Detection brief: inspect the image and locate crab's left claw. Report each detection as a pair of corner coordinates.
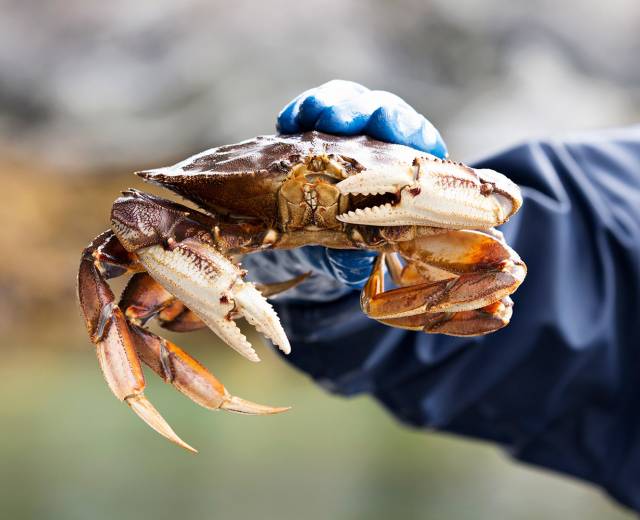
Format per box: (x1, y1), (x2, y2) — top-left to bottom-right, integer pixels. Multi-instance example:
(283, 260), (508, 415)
(336, 157), (522, 229)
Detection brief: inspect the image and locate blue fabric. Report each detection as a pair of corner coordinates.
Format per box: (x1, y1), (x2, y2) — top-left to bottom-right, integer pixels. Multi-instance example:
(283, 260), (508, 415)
(244, 246), (373, 300)
(272, 126), (640, 512)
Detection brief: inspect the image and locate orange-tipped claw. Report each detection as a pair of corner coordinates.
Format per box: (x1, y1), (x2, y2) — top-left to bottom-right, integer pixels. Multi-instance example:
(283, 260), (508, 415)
(127, 394), (197, 453)
(79, 248), (197, 453)
(380, 298), (514, 336)
(130, 325), (290, 416)
(220, 395), (291, 415)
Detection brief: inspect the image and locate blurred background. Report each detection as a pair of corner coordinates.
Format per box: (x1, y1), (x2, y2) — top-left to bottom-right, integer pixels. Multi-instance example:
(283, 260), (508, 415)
(1, 1), (639, 518)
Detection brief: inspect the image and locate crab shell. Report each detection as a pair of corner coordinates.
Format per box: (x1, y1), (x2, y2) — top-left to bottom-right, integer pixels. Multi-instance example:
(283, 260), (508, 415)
(137, 131), (521, 234)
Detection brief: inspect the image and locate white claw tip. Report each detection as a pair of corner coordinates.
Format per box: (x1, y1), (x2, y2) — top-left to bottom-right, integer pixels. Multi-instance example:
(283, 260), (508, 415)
(221, 395), (291, 415)
(233, 283), (291, 356)
(246, 350), (261, 363)
(127, 394), (198, 453)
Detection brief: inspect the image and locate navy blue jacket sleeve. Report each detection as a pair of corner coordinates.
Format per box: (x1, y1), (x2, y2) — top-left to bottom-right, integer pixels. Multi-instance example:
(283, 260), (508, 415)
(273, 126), (640, 511)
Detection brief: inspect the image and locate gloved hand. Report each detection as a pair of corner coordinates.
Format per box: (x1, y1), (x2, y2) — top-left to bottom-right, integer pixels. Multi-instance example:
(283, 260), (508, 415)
(243, 80), (447, 301)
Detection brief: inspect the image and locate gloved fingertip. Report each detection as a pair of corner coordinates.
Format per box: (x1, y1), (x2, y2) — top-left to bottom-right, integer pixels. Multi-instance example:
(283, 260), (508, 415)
(411, 120), (448, 159)
(279, 80), (370, 134)
(315, 105), (370, 135)
(366, 105), (448, 158)
(277, 101), (302, 133)
(365, 106), (408, 145)
(296, 95), (329, 130)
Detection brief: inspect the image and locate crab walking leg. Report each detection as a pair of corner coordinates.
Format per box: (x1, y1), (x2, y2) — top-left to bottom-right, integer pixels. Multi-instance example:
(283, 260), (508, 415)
(117, 273), (291, 414)
(379, 298), (514, 336)
(78, 234), (196, 452)
(254, 272), (312, 298)
(119, 272), (207, 333)
(129, 326), (290, 414)
(122, 269), (307, 335)
(361, 231), (526, 320)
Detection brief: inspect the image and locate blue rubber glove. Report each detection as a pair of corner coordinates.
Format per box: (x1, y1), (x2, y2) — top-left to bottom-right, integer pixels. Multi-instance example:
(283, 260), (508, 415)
(244, 80), (447, 300)
(277, 80), (448, 157)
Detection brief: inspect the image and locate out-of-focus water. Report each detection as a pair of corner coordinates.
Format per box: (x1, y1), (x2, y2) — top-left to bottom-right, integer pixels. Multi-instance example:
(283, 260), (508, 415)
(1, 331), (634, 520)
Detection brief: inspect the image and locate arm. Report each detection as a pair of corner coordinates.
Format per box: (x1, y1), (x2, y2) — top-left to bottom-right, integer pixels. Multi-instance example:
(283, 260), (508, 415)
(275, 123), (640, 510)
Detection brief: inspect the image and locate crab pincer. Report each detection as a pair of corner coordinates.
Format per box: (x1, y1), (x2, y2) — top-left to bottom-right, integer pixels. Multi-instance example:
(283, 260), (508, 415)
(336, 157), (522, 229)
(110, 190), (290, 362)
(333, 151), (525, 335)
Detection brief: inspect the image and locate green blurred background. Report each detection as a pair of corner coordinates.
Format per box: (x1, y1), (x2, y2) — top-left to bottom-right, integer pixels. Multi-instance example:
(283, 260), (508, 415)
(1, 1), (639, 518)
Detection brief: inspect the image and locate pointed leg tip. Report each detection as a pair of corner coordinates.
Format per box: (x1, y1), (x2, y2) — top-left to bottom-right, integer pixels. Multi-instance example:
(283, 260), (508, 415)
(246, 351), (261, 363)
(277, 340), (291, 355)
(126, 394), (198, 453)
(221, 395), (292, 415)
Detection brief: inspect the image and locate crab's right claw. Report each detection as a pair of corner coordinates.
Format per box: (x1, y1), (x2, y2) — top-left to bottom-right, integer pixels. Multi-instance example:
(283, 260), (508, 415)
(336, 158), (522, 229)
(135, 239), (291, 362)
(111, 191), (291, 363)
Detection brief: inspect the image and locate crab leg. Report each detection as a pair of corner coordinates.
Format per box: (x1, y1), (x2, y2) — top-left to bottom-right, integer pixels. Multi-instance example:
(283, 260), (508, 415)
(119, 271), (207, 333)
(78, 233), (196, 452)
(122, 268), (308, 335)
(379, 298), (514, 336)
(129, 326), (290, 414)
(116, 273), (290, 414)
(362, 230), (525, 319)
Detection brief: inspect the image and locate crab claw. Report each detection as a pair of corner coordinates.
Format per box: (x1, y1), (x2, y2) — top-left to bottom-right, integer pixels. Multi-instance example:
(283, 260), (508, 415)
(135, 238), (290, 362)
(336, 158), (522, 229)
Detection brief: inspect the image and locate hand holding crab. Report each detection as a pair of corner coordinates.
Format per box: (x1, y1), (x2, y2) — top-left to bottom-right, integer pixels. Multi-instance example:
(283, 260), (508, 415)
(78, 81), (526, 452)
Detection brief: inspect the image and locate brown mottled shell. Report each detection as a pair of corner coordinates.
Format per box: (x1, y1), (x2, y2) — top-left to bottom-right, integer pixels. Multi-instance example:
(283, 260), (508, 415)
(137, 131), (430, 221)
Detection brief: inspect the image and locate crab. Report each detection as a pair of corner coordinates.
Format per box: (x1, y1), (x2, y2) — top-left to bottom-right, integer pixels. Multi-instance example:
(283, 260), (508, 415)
(78, 131), (526, 452)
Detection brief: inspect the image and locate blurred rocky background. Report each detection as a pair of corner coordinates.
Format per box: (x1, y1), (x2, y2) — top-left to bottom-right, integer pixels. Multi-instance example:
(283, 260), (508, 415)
(1, 1), (638, 519)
